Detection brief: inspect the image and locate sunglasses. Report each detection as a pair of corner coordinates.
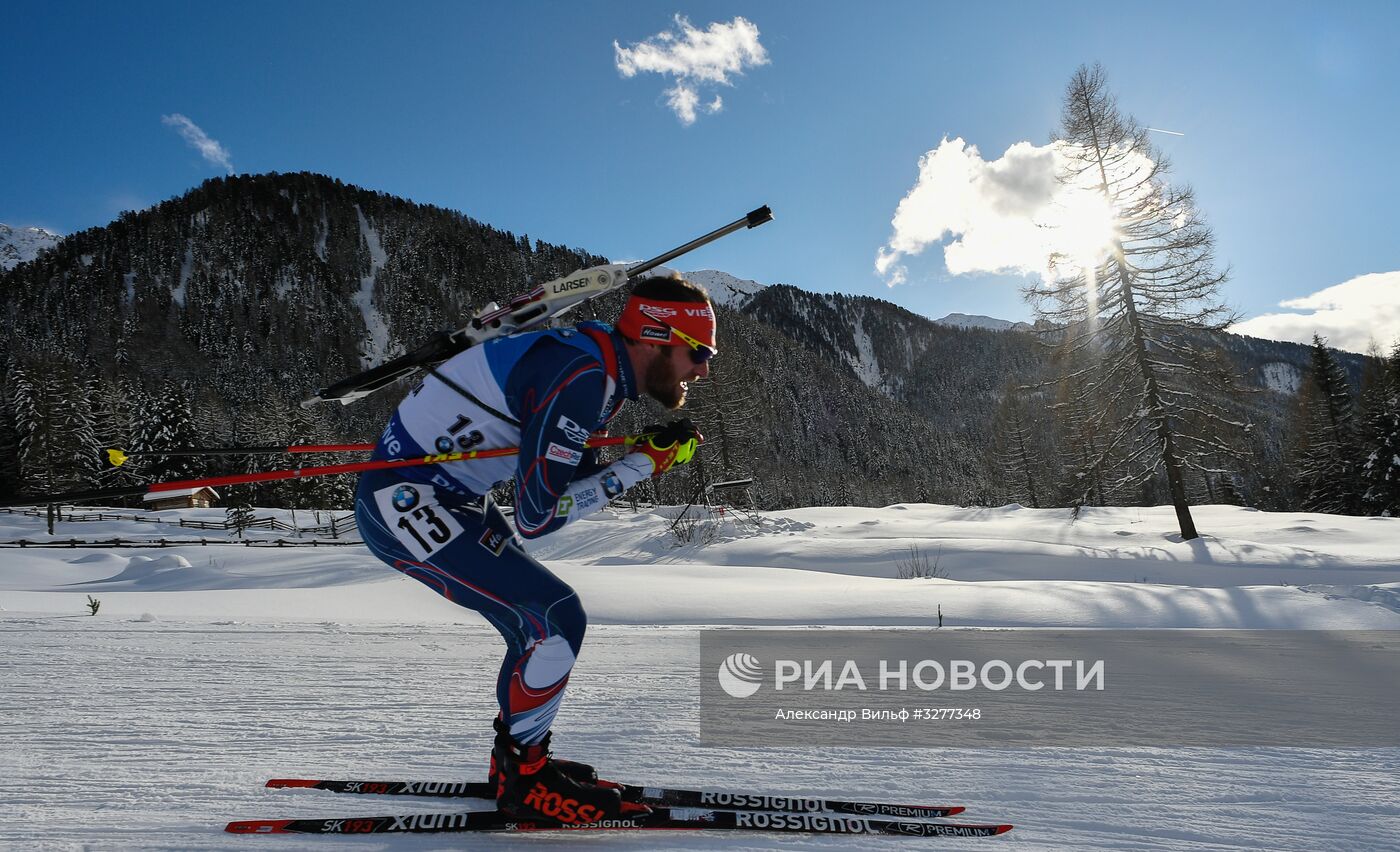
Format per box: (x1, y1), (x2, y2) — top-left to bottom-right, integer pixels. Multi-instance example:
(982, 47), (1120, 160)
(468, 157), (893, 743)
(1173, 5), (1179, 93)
(650, 318), (717, 364)
(668, 324), (717, 365)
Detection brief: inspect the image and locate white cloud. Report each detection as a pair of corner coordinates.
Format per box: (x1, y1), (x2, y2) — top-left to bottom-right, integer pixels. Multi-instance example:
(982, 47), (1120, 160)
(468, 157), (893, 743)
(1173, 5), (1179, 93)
(161, 114), (234, 173)
(875, 136), (1153, 287)
(614, 16), (768, 125)
(1229, 271), (1400, 354)
(665, 83), (701, 125)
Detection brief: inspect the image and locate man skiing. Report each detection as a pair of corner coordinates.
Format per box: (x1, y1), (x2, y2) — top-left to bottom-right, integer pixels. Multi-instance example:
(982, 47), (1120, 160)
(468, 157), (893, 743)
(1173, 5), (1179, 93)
(354, 275), (712, 824)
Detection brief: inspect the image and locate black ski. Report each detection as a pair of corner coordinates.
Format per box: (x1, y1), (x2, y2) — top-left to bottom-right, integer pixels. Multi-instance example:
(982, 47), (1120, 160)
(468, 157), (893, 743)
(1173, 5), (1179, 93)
(227, 807), (1013, 838)
(265, 777), (964, 819)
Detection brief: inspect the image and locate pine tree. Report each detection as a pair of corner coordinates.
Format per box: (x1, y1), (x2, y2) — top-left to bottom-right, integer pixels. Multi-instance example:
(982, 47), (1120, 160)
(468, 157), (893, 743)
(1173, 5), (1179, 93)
(132, 379), (205, 484)
(0, 357), (28, 500)
(683, 339), (758, 479)
(62, 374), (104, 491)
(236, 395), (292, 507)
(225, 500), (256, 538)
(90, 376), (125, 480)
(1041, 344), (1108, 507)
(1294, 336), (1361, 514)
(9, 361), (63, 494)
(1358, 341), (1400, 515)
(101, 377), (149, 498)
(287, 402), (355, 509)
(990, 382), (1044, 507)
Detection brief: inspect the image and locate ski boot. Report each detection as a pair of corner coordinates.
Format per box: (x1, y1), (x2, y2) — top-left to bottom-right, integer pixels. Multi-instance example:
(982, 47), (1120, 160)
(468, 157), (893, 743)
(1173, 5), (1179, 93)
(488, 717), (602, 791)
(491, 722), (649, 824)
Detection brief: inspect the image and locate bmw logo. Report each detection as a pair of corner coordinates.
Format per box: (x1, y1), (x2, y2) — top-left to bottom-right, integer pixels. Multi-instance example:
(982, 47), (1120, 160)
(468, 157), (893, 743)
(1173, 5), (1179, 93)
(435, 436), (454, 453)
(392, 485), (420, 512)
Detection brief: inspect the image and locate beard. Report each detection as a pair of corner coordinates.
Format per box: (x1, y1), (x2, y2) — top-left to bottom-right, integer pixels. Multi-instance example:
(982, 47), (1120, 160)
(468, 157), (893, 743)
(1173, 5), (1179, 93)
(643, 351), (688, 410)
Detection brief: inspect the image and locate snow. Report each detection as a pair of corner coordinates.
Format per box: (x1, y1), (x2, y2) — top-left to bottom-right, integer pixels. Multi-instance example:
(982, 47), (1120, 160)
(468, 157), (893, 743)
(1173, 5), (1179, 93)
(3, 502), (1399, 849)
(353, 205), (393, 365)
(272, 269), (296, 300)
(172, 241), (194, 307)
(314, 211), (329, 261)
(0, 223), (62, 270)
(1259, 361), (1303, 394)
(935, 312), (1034, 333)
(845, 314), (884, 390)
(142, 487), (219, 500)
(679, 268), (767, 309)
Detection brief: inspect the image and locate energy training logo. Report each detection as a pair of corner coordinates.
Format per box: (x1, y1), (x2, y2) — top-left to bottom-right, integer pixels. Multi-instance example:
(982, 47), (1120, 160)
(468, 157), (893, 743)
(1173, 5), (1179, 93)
(717, 652), (763, 698)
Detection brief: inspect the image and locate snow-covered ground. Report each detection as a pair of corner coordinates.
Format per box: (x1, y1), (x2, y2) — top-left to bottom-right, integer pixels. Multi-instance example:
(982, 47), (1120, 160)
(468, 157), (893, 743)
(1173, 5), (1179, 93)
(3, 503), (1399, 850)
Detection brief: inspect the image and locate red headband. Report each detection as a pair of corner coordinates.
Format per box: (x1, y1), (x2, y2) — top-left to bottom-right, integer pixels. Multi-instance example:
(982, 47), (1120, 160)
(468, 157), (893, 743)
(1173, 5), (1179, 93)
(617, 297), (717, 350)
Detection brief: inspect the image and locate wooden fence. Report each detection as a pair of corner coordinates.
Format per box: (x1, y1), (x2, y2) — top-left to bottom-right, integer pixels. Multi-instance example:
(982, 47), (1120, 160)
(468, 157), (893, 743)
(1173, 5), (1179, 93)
(0, 538), (362, 548)
(0, 506), (359, 547)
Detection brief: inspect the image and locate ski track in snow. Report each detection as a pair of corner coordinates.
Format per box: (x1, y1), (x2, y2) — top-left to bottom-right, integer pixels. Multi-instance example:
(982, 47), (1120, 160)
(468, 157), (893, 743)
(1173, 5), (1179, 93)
(4, 503), (1400, 849)
(3, 622), (1399, 851)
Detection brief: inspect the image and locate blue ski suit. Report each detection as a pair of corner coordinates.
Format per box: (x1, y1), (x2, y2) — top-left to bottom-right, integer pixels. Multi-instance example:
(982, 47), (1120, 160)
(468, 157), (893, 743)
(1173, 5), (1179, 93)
(354, 322), (653, 745)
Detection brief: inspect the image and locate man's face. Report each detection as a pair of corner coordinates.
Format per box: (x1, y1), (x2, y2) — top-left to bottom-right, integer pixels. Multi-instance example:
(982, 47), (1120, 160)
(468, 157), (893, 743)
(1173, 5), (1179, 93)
(642, 343), (710, 410)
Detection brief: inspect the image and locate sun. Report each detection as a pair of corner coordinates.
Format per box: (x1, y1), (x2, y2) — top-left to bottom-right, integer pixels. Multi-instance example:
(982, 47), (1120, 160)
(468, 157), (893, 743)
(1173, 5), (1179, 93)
(1054, 190), (1119, 276)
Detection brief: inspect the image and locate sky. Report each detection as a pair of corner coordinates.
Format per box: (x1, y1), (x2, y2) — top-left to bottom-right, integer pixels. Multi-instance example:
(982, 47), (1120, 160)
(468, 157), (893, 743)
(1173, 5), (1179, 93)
(4, 1), (1399, 353)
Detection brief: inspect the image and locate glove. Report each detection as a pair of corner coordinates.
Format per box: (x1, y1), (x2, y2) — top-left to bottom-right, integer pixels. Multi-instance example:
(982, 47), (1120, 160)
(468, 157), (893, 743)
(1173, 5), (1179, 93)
(627, 419), (702, 477)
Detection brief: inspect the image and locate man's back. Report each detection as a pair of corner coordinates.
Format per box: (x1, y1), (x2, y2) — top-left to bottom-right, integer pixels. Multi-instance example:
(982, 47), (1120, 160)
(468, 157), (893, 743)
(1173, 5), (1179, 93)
(373, 323), (633, 534)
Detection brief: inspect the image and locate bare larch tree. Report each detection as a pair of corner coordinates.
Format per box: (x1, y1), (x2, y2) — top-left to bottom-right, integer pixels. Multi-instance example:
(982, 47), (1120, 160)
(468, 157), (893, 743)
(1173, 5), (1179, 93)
(1027, 64), (1247, 540)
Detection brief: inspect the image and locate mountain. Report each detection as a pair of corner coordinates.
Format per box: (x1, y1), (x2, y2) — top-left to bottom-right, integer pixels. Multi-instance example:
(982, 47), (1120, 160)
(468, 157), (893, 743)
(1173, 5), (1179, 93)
(0, 173), (986, 509)
(0, 224), (63, 271)
(680, 269), (767, 309)
(935, 312), (1035, 333)
(0, 172), (1371, 512)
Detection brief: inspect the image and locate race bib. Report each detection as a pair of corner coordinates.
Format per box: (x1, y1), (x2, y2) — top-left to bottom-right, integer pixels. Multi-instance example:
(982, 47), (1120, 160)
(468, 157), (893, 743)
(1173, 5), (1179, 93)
(373, 483), (465, 559)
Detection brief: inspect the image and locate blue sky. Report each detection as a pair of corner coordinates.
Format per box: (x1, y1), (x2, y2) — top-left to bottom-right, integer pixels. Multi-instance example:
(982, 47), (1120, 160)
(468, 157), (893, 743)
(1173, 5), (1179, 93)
(5, 1), (1399, 350)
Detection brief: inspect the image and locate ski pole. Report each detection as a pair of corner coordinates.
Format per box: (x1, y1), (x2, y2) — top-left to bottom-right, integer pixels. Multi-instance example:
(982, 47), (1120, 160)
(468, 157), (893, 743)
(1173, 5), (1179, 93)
(4, 436), (635, 508)
(105, 444), (375, 467)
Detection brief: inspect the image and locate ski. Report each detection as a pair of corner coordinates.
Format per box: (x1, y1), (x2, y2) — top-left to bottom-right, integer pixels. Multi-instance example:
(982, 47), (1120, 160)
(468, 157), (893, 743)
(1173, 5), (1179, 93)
(227, 807), (1012, 838)
(265, 777), (964, 819)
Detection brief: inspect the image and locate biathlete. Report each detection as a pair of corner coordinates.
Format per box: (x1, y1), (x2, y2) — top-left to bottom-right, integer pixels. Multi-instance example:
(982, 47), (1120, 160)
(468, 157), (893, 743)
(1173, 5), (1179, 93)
(354, 275), (713, 823)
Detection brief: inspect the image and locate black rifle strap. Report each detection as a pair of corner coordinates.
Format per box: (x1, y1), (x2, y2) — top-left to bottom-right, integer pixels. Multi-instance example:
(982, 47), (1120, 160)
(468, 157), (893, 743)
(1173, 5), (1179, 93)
(427, 367), (522, 428)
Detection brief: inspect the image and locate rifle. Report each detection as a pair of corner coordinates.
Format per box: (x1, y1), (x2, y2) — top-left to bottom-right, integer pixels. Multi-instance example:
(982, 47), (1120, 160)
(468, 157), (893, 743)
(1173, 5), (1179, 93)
(302, 205), (773, 407)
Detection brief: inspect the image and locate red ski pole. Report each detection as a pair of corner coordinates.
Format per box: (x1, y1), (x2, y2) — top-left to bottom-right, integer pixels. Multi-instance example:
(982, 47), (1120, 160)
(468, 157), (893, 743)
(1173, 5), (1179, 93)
(5, 436), (635, 508)
(105, 444), (375, 467)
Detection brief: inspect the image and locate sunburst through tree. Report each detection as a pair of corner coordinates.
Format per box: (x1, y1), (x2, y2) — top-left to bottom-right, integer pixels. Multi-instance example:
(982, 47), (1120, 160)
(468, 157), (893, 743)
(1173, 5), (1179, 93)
(1026, 63), (1249, 540)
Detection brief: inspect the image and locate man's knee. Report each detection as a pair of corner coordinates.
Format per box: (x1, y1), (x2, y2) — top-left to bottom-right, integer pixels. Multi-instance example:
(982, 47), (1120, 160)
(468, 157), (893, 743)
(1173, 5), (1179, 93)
(546, 588), (587, 650)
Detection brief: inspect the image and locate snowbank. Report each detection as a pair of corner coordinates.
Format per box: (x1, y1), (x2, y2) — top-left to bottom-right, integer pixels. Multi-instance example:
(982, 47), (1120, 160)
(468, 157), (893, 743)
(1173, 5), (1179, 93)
(3, 503), (1398, 629)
